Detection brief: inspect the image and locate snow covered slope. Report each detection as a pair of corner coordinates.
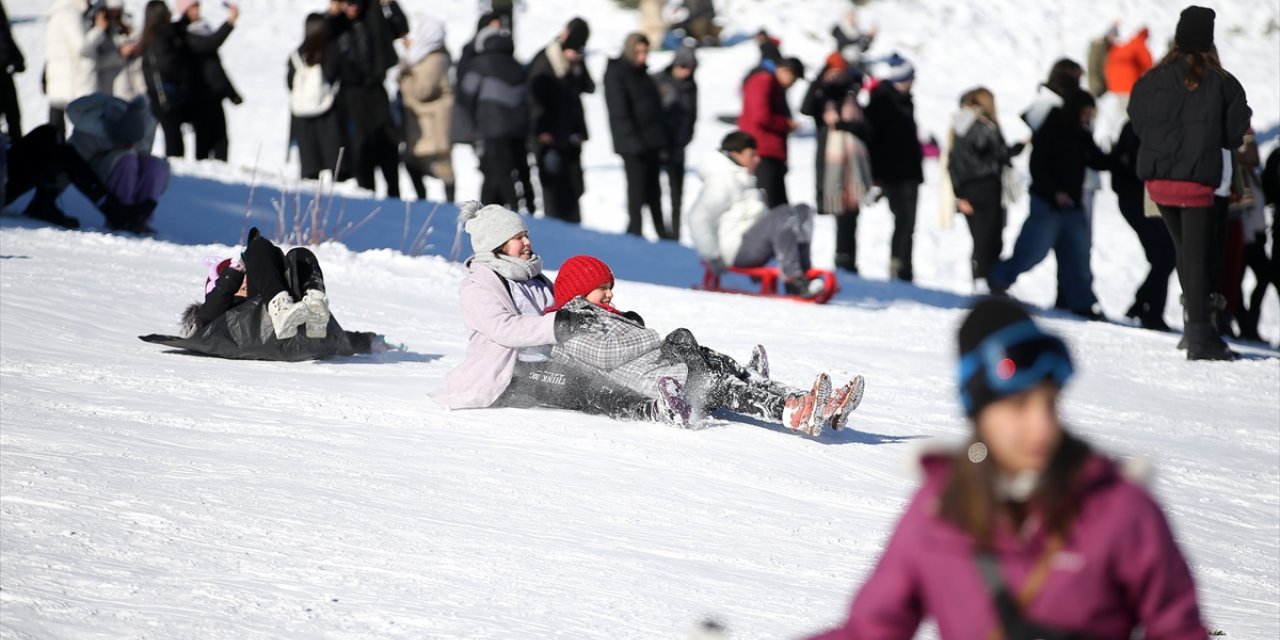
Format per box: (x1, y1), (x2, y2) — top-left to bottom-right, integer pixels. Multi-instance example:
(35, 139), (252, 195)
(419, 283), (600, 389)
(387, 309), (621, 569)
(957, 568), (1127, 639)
(3, 0), (1280, 638)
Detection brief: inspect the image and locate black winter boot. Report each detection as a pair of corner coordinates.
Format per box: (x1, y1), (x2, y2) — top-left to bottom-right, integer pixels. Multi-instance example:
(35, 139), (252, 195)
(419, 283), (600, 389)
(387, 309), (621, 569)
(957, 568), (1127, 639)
(21, 186), (80, 229)
(1185, 322), (1236, 361)
(100, 196), (156, 233)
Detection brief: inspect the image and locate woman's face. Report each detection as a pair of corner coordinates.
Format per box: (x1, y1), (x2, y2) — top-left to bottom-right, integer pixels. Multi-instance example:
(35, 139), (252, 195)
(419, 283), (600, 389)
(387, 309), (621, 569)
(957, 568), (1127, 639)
(585, 283), (613, 306)
(498, 231), (532, 260)
(976, 382), (1063, 474)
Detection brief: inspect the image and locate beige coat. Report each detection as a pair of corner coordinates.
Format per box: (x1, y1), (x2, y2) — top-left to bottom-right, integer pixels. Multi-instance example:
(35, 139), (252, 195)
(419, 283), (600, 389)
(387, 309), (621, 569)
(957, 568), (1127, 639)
(399, 49), (453, 158)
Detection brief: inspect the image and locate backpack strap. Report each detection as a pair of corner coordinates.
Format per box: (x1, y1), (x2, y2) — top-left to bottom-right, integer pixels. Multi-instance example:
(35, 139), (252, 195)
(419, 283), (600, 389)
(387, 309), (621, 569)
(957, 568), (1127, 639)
(976, 535), (1065, 640)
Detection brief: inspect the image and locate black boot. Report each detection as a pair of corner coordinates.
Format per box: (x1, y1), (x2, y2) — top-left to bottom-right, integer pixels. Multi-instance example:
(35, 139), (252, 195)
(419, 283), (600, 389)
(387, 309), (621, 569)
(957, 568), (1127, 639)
(1185, 322), (1235, 361)
(100, 195), (156, 233)
(1126, 301), (1171, 332)
(22, 186), (80, 229)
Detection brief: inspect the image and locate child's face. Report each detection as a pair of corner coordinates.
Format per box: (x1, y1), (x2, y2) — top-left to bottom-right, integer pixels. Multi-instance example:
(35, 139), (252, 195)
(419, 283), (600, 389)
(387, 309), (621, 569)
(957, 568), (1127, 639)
(235, 276), (248, 297)
(585, 283), (613, 307)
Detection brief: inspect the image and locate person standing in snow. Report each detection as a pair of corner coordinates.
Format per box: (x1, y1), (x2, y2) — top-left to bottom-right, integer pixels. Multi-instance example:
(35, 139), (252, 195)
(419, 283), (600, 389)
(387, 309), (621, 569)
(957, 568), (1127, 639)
(947, 88), (1024, 290)
(865, 53), (923, 282)
(437, 202), (691, 425)
(398, 16), (455, 202)
(1086, 23), (1117, 98)
(989, 89), (1109, 319)
(689, 130), (825, 299)
(830, 5), (876, 76)
(527, 17), (593, 222)
(45, 0), (98, 141)
(808, 297), (1209, 639)
(140, 0), (188, 157)
(288, 12), (344, 181)
(546, 255), (864, 437)
(604, 32), (670, 238)
(1110, 120), (1176, 331)
(0, 0), (24, 137)
(174, 0), (241, 161)
(1128, 5), (1250, 361)
(652, 44), (699, 239)
(455, 25), (529, 211)
(1103, 27), (1152, 105)
(800, 52), (872, 273)
(738, 56), (803, 209)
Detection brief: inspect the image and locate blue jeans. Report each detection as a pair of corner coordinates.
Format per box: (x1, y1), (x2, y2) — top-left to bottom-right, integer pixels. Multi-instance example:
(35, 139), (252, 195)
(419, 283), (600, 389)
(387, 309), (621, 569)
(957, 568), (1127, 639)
(991, 194), (1097, 311)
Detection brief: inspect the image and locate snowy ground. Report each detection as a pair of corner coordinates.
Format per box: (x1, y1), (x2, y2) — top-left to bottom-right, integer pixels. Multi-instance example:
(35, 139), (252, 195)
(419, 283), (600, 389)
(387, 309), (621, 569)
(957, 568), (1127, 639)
(3, 0), (1280, 638)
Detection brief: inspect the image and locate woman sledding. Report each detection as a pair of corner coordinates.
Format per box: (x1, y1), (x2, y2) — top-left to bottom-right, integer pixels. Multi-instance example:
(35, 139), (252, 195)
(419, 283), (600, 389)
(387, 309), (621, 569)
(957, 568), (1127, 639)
(140, 228), (390, 360)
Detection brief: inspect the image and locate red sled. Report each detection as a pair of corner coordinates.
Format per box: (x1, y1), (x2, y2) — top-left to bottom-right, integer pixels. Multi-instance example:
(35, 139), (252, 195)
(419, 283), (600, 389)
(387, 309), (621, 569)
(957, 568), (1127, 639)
(696, 263), (840, 304)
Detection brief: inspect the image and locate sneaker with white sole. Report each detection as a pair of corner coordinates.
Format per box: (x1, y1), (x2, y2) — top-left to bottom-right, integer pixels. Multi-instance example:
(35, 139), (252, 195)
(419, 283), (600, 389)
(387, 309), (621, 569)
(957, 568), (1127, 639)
(654, 376), (693, 427)
(824, 375), (866, 431)
(782, 373), (832, 436)
(266, 291), (309, 340)
(302, 289), (330, 338)
(747, 344), (770, 379)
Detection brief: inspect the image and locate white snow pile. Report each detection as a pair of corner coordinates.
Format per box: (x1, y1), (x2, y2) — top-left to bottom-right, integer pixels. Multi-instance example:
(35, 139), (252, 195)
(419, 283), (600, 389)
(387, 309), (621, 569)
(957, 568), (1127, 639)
(3, 0), (1279, 638)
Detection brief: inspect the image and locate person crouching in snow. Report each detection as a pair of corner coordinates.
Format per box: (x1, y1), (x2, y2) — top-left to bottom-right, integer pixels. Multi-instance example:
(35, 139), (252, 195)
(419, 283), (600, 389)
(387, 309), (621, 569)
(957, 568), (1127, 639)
(546, 255), (865, 436)
(807, 297), (1207, 639)
(689, 130), (824, 299)
(65, 92), (170, 233)
(437, 202), (691, 425)
(141, 228), (389, 360)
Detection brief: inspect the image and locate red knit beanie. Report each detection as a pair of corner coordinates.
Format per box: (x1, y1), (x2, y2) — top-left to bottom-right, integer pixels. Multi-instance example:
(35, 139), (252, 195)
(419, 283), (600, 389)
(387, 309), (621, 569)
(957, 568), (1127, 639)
(550, 255), (614, 311)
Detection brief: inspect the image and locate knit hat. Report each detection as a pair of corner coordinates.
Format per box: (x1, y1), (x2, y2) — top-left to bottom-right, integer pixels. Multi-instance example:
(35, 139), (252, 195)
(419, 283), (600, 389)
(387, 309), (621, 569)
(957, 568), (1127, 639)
(550, 255), (614, 311)
(176, 0), (199, 16)
(562, 17), (590, 52)
(673, 44), (698, 69)
(457, 200), (527, 254)
(1175, 5), (1215, 53)
(877, 52), (915, 84)
(957, 298), (1074, 417)
(825, 51), (848, 72)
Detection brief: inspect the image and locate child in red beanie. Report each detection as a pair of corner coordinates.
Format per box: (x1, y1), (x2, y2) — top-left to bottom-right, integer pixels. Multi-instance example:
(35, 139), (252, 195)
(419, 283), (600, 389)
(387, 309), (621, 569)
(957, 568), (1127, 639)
(547, 255), (865, 436)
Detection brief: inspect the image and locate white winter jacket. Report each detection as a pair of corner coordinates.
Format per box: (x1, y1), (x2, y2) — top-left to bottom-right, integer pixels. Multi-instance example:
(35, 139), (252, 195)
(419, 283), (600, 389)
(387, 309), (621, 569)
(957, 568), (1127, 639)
(687, 150), (767, 265)
(46, 0), (96, 109)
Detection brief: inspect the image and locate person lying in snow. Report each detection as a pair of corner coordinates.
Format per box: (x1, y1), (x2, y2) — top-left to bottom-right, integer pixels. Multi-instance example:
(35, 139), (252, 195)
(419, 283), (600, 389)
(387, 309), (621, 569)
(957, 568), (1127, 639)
(140, 228), (390, 360)
(546, 254), (866, 436)
(436, 201), (692, 425)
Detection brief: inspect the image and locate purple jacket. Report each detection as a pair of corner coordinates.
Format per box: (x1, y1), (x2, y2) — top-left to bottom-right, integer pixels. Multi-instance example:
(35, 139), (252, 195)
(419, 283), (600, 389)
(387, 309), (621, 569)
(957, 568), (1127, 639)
(437, 262), (557, 409)
(810, 453), (1207, 640)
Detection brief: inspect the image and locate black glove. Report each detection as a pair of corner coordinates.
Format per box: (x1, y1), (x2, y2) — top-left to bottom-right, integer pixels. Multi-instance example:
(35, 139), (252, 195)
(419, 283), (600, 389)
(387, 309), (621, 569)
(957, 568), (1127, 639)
(554, 307), (603, 342)
(621, 310), (645, 327)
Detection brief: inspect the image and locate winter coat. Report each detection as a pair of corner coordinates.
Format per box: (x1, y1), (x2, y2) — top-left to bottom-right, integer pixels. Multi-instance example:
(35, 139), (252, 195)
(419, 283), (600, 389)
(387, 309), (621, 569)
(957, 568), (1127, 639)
(1029, 107), (1109, 208)
(527, 41), (594, 148)
(65, 92), (161, 185)
(45, 0), (96, 109)
(948, 107), (1011, 191)
(455, 32), (528, 142)
(438, 261), (558, 410)
(1128, 59), (1251, 189)
(688, 149), (767, 264)
(1086, 37), (1111, 97)
(652, 65), (698, 151)
(1020, 84), (1064, 135)
(0, 2), (24, 76)
(603, 37), (667, 155)
(865, 82), (923, 185)
(83, 23), (126, 95)
(1103, 31), (1152, 96)
(399, 48), (453, 158)
(178, 17), (238, 104)
(800, 72), (872, 197)
(808, 452), (1207, 640)
(550, 297), (688, 397)
(738, 68), (791, 161)
(141, 20), (209, 115)
(1110, 121), (1143, 201)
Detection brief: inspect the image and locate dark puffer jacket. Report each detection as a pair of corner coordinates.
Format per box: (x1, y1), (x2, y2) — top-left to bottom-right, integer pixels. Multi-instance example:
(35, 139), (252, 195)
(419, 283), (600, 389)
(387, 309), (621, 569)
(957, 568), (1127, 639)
(1128, 58), (1250, 187)
(603, 37), (667, 155)
(652, 64), (698, 151)
(527, 42), (594, 147)
(1029, 104), (1110, 208)
(865, 82), (923, 185)
(456, 30), (528, 141)
(948, 108), (1017, 191)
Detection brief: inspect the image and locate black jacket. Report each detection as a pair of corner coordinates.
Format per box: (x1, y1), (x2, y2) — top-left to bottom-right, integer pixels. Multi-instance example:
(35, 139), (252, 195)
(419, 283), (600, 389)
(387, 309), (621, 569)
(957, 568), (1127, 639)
(143, 23), (196, 113)
(1128, 58), (1250, 187)
(455, 34), (528, 141)
(864, 82), (922, 185)
(1110, 121), (1144, 201)
(947, 109), (1017, 191)
(177, 18), (238, 103)
(1029, 107), (1109, 208)
(603, 57), (667, 154)
(652, 65), (698, 150)
(0, 2), (24, 75)
(527, 44), (594, 147)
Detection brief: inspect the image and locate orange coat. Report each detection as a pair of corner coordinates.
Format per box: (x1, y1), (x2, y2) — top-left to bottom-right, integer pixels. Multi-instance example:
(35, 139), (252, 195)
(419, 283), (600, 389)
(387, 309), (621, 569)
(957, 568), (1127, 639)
(1104, 30), (1153, 95)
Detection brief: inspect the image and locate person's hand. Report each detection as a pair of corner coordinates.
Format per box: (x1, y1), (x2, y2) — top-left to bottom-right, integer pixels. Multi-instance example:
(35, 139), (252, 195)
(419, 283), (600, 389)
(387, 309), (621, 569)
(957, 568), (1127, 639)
(227, 3), (240, 25)
(95, 9), (108, 30)
(707, 257), (728, 275)
(1054, 192), (1074, 209)
(956, 198), (974, 215)
(538, 132), (554, 146)
(119, 41), (141, 59)
(553, 307), (604, 342)
(787, 119), (800, 132)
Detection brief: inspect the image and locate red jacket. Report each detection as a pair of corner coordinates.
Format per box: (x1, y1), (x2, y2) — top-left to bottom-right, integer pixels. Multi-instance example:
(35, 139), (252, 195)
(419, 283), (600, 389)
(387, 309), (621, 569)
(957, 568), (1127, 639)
(738, 69), (791, 161)
(1104, 30), (1153, 95)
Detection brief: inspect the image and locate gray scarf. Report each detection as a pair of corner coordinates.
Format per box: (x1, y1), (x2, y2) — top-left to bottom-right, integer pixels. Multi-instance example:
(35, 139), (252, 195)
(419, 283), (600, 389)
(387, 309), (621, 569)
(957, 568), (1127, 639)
(469, 252), (544, 282)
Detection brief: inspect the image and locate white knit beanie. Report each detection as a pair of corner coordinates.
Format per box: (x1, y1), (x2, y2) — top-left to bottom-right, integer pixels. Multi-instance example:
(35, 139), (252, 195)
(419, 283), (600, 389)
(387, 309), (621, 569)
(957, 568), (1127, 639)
(457, 201), (527, 254)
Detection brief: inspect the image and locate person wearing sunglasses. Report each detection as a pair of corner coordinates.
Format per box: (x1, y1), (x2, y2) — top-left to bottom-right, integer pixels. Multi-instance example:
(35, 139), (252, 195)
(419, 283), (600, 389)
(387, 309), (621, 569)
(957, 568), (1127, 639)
(808, 297), (1207, 640)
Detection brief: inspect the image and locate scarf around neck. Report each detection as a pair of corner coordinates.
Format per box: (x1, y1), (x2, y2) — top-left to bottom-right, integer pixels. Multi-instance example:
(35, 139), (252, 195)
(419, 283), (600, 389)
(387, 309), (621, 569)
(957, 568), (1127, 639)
(471, 252), (544, 282)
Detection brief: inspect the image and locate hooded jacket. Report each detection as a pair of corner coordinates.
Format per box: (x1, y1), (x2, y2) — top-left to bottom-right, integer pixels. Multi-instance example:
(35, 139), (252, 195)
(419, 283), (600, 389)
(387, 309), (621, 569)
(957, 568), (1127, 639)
(808, 451), (1207, 640)
(603, 34), (667, 155)
(948, 107), (1011, 191)
(738, 68), (790, 161)
(1103, 30), (1152, 95)
(45, 0), (96, 109)
(687, 149), (767, 265)
(455, 28), (528, 141)
(65, 92), (162, 185)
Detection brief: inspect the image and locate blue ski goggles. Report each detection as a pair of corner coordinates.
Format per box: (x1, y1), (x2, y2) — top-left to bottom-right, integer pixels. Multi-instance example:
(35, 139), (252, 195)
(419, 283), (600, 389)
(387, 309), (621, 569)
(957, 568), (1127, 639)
(958, 320), (1074, 415)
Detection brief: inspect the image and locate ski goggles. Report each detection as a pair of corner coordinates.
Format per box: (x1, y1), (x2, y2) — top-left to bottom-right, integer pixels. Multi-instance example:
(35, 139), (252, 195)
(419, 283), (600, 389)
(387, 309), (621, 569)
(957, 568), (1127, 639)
(958, 320), (1074, 415)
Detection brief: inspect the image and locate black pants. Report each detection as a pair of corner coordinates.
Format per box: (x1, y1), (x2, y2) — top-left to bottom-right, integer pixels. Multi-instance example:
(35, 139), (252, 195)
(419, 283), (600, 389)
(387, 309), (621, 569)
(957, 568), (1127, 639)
(6, 125), (107, 203)
(514, 138), (535, 213)
(661, 147), (686, 238)
(957, 177), (1005, 282)
(48, 106), (68, 142)
(480, 137), (525, 210)
(663, 328), (795, 421)
(1117, 187), (1176, 320)
(621, 150), (667, 238)
(537, 144), (584, 223)
(153, 106), (187, 158)
(496, 360), (657, 421)
(353, 123), (400, 198)
(882, 181), (919, 281)
(0, 72), (20, 136)
(192, 100), (228, 161)
(242, 235), (326, 303)
(755, 156), (789, 209)
(835, 211), (859, 273)
(294, 111), (345, 180)
(1161, 200), (1225, 324)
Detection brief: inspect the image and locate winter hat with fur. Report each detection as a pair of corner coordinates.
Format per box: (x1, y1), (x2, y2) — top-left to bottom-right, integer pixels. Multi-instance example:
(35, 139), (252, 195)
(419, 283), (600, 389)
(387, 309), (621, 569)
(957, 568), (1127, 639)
(550, 255), (614, 311)
(1175, 5), (1215, 53)
(457, 201), (527, 254)
(877, 53), (915, 84)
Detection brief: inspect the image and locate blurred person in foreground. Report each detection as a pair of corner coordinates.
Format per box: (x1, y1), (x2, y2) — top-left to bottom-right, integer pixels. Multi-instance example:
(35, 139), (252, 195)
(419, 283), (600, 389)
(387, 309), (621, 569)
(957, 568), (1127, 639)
(808, 297), (1208, 639)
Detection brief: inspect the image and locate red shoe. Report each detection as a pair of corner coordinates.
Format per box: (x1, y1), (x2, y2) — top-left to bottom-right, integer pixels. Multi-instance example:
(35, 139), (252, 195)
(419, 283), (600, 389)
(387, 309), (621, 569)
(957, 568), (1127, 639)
(783, 373), (832, 436)
(824, 376), (866, 431)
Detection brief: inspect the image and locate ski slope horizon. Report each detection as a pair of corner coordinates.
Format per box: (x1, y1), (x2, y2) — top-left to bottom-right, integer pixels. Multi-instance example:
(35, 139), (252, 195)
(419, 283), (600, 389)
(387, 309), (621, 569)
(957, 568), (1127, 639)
(4, 0), (1280, 638)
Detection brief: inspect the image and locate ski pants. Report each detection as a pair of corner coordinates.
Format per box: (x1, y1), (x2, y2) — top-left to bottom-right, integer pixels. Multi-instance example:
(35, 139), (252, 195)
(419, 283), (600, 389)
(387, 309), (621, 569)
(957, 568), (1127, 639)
(732, 204), (813, 280)
(661, 328), (800, 422)
(495, 359), (658, 421)
(243, 235), (326, 304)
